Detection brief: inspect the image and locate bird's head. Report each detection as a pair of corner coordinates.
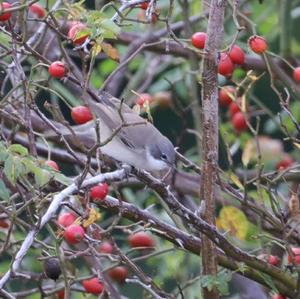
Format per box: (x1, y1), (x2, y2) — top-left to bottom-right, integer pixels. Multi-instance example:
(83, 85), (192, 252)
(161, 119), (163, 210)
(146, 136), (176, 171)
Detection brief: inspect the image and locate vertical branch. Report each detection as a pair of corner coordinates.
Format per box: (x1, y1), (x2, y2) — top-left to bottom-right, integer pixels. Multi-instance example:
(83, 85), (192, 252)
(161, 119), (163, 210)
(179, 0), (203, 160)
(199, 1), (226, 299)
(279, 0), (292, 58)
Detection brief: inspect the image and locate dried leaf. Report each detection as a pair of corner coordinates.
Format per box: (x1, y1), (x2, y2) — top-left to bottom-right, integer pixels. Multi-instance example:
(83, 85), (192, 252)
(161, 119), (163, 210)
(101, 42), (119, 62)
(294, 142), (300, 150)
(91, 43), (102, 58)
(242, 139), (255, 166)
(218, 206), (249, 240)
(229, 173), (244, 191)
(83, 208), (101, 228)
(241, 94), (247, 113)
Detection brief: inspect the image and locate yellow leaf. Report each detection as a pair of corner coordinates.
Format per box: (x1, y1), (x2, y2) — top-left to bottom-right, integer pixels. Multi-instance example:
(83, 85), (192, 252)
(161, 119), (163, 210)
(91, 44), (102, 57)
(229, 173), (244, 191)
(293, 142), (300, 150)
(101, 42), (119, 62)
(242, 139), (255, 166)
(241, 94), (247, 113)
(218, 206), (249, 240)
(83, 208), (101, 228)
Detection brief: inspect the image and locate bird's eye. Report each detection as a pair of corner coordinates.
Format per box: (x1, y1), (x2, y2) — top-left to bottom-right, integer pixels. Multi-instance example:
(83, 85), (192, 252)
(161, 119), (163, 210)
(161, 153), (167, 160)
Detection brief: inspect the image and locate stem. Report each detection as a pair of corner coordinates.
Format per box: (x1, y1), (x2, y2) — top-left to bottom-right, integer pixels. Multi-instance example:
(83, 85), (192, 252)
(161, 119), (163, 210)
(279, 0), (292, 58)
(199, 1), (226, 298)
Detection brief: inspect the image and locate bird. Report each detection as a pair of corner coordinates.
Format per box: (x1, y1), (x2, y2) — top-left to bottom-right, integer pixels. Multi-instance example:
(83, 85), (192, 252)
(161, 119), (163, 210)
(45, 91), (176, 173)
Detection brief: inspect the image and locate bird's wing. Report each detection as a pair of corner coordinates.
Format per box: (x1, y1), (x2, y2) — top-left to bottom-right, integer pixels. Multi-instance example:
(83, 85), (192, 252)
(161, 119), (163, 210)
(88, 93), (161, 150)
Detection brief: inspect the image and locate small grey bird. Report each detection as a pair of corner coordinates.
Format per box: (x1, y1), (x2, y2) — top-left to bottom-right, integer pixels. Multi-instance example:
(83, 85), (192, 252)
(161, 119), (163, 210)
(46, 91), (175, 172)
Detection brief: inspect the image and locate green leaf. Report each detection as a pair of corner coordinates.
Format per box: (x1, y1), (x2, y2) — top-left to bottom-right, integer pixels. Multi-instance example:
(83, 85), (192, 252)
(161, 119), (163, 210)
(86, 10), (106, 23)
(52, 81), (81, 107)
(216, 271), (232, 295)
(53, 172), (72, 186)
(21, 157), (38, 173)
(200, 272), (232, 296)
(0, 32), (10, 48)
(201, 275), (216, 291)
(33, 167), (52, 187)
(100, 19), (120, 38)
(0, 142), (8, 162)
(8, 144), (28, 156)
(258, 272), (278, 292)
(0, 150), (8, 162)
(237, 262), (248, 274)
(0, 181), (10, 201)
(0, 260), (10, 274)
(4, 156), (25, 185)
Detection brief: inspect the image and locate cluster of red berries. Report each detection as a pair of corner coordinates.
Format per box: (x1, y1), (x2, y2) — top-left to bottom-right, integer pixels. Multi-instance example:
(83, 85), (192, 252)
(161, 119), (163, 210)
(55, 216), (155, 296)
(57, 183), (110, 245)
(191, 33), (268, 77)
(99, 232), (154, 286)
(258, 249), (300, 299)
(59, 212), (85, 245)
(219, 86), (248, 132)
(47, 21), (91, 79)
(0, 2), (46, 22)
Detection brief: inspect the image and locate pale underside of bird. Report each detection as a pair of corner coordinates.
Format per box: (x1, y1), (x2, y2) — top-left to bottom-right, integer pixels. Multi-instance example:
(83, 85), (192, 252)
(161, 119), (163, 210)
(45, 91), (175, 172)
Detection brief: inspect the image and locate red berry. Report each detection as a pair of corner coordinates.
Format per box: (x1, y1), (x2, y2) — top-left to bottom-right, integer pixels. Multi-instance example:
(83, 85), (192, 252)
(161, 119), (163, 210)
(229, 45), (245, 65)
(48, 61), (65, 78)
(140, 2), (149, 9)
(136, 93), (153, 106)
(0, 219), (9, 228)
(45, 160), (60, 171)
(128, 232), (155, 248)
(56, 290), (65, 299)
(82, 278), (104, 295)
(293, 67), (300, 83)
(276, 157), (293, 170)
(218, 53), (234, 76)
(268, 255), (280, 266)
(90, 183), (109, 201)
(289, 248), (300, 264)
(58, 212), (76, 228)
(71, 106), (93, 124)
(272, 295), (287, 299)
(63, 224), (85, 244)
(248, 35), (268, 54)
(68, 23), (89, 45)
(191, 32), (206, 49)
(29, 3), (46, 18)
(108, 266), (128, 283)
(219, 86), (235, 107)
(232, 112), (247, 132)
(98, 242), (113, 254)
(0, 2), (12, 21)
(229, 99), (241, 117)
